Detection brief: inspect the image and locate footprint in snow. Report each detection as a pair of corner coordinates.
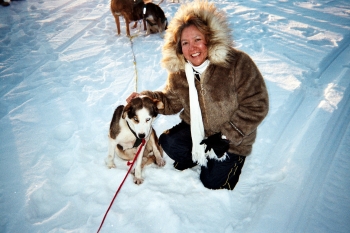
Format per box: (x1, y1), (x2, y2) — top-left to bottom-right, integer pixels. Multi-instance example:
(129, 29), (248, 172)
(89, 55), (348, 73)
(292, 26), (318, 37)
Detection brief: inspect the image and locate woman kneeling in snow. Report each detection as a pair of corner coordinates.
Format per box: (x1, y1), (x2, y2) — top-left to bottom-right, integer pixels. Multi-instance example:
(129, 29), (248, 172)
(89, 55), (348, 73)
(129, 1), (269, 190)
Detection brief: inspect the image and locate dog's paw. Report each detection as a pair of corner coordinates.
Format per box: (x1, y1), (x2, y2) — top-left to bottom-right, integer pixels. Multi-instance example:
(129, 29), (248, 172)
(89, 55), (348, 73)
(105, 160), (116, 169)
(156, 157), (166, 167)
(133, 176), (144, 185)
(105, 155), (116, 169)
(106, 163), (116, 169)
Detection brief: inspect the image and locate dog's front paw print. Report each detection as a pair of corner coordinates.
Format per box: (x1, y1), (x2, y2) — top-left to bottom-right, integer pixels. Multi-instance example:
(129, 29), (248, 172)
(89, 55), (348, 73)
(133, 176), (144, 185)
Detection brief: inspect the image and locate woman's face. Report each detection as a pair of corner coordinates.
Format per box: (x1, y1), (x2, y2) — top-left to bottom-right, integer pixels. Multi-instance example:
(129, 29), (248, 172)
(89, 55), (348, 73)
(181, 25), (208, 66)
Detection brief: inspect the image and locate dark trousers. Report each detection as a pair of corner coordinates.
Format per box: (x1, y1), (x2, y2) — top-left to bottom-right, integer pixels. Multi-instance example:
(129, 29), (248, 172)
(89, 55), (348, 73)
(159, 121), (245, 190)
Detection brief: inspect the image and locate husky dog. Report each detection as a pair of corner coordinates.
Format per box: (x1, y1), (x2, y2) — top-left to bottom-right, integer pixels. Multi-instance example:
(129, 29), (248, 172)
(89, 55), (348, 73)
(143, 2), (168, 35)
(111, 0), (167, 36)
(106, 96), (165, 184)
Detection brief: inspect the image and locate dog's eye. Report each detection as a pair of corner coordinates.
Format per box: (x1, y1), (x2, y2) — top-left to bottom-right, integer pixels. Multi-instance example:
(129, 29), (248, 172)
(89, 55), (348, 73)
(146, 118), (151, 122)
(133, 117), (139, 122)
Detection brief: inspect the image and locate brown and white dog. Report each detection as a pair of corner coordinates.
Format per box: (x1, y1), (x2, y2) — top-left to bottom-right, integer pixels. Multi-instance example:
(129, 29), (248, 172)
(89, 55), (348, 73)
(111, 0), (167, 36)
(106, 96), (165, 184)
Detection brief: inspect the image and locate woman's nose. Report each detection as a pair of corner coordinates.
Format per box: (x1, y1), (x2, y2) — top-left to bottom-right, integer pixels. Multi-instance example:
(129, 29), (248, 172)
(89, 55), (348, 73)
(189, 42), (195, 51)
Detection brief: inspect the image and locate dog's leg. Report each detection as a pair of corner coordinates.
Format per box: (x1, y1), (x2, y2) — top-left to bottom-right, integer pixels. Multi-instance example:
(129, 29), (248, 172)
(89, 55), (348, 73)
(106, 136), (118, 168)
(116, 15), (121, 35)
(133, 139), (148, 184)
(125, 18), (131, 37)
(131, 21), (138, 29)
(146, 22), (151, 36)
(149, 132), (165, 166)
(143, 19), (147, 31)
(157, 18), (161, 33)
(116, 145), (137, 161)
(153, 145), (165, 166)
(113, 13), (121, 35)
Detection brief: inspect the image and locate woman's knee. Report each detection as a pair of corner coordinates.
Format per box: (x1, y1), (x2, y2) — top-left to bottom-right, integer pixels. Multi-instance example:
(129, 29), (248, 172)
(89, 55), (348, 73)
(200, 168), (240, 190)
(158, 121), (192, 162)
(200, 155), (245, 190)
(159, 131), (173, 152)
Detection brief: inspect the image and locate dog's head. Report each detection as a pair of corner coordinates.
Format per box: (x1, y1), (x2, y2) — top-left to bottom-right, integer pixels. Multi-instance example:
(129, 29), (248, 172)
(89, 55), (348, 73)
(122, 96), (164, 139)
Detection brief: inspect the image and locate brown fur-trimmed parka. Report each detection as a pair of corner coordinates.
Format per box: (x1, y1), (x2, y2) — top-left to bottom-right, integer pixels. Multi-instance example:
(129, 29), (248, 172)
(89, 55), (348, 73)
(141, 1), (269, 156)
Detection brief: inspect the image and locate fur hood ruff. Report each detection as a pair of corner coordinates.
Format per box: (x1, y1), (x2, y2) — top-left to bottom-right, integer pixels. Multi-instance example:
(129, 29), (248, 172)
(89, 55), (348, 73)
(161, 1), (233, 73)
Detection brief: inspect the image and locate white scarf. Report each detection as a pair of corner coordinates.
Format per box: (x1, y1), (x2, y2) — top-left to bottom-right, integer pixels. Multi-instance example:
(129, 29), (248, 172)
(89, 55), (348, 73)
(189, 60), (210, 74)
(185, 61), (216, 166)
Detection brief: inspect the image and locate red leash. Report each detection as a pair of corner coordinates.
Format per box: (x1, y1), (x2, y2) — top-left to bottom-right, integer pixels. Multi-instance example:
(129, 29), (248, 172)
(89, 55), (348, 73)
(97, 138), (146, 233)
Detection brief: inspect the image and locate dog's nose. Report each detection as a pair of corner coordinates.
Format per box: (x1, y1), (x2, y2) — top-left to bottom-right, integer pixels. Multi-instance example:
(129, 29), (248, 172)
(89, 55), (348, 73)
(138, 133), (145, 139)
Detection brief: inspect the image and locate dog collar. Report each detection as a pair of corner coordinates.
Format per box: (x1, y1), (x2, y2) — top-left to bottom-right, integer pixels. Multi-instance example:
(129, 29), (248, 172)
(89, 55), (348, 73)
(126, 121), (143, 148)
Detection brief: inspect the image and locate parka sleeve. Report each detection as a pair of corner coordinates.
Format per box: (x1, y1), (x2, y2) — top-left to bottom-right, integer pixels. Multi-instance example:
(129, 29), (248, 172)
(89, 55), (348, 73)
(140, 74), (184, 115)
(221, 52), (269, 146)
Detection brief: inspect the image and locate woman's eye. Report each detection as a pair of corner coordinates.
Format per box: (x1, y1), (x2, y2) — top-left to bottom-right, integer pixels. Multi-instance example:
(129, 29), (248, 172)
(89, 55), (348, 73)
(181, 41), (188, 46)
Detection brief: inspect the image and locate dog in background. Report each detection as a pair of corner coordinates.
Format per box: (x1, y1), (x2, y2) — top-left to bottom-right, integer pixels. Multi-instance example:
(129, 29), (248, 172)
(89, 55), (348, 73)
(111, 0), (167, 36)
(110, 0), (145, 36)
(106, 96), (165, 184)
(143, 2), (168, 35)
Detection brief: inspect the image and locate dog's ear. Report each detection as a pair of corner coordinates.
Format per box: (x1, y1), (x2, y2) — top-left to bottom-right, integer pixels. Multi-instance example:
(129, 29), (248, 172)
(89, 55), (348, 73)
(154, 99), (164, 110)
(122, 104), (131, 119)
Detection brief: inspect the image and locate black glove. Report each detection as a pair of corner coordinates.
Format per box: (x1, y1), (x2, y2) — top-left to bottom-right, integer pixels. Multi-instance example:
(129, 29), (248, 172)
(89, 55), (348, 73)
(200, 132), (229, 158)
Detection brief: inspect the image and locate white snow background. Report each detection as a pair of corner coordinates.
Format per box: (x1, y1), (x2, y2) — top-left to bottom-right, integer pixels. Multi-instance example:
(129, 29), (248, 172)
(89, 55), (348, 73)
(1, 0), (350, 232)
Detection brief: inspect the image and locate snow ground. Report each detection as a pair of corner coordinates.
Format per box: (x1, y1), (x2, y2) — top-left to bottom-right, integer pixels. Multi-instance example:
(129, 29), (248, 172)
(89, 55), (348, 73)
(0, 0), (349, 232)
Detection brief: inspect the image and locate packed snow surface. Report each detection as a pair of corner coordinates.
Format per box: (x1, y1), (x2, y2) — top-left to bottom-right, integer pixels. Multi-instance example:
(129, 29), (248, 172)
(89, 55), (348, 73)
(1, 0), (350, 232)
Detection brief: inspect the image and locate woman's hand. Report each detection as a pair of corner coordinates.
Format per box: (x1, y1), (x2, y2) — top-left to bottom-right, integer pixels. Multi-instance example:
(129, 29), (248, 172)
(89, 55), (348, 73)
(126, 92), (140, 103)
